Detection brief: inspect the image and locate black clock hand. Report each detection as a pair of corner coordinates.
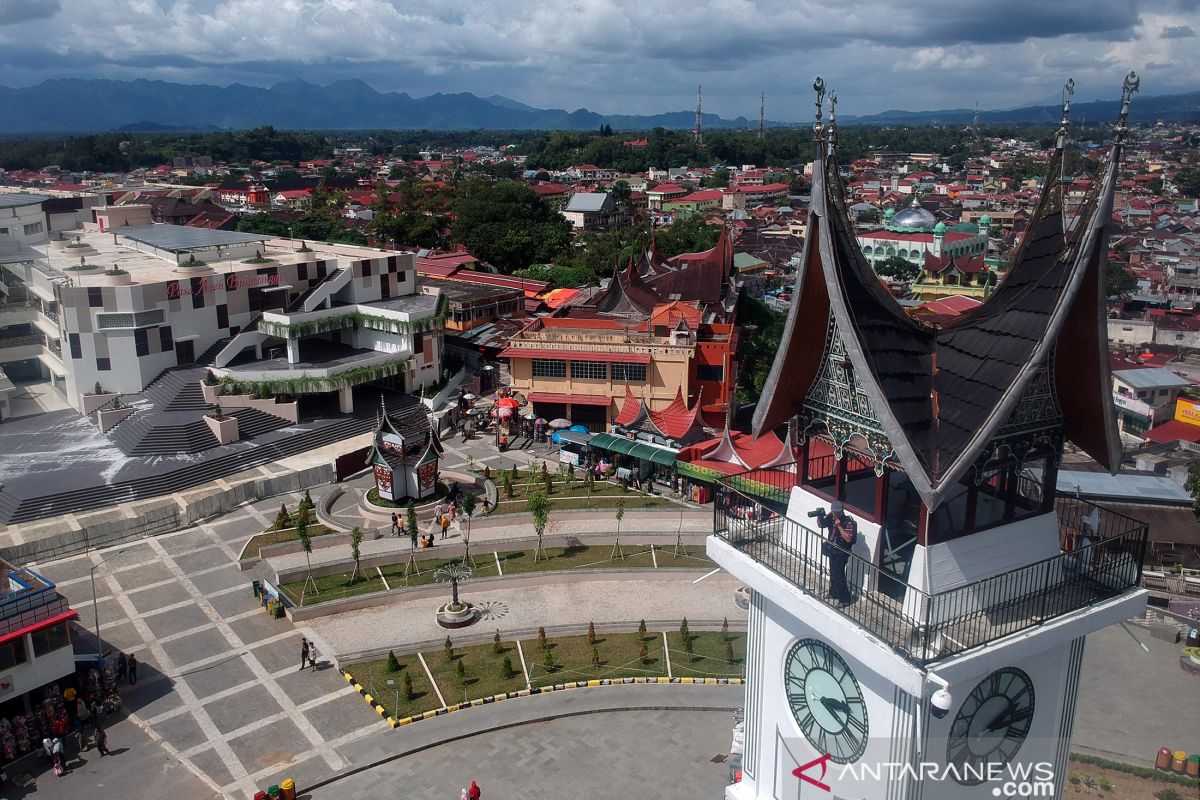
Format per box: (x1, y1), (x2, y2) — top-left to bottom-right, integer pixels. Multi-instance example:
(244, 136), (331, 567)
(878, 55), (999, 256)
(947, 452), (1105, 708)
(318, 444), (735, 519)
(983, 702), (1014, 733)
(821, 696), (851, 719)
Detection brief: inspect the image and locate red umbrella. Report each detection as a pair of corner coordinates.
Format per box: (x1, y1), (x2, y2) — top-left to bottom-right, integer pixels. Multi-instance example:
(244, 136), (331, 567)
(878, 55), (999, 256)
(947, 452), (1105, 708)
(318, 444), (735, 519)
(496, 397), (520, 409)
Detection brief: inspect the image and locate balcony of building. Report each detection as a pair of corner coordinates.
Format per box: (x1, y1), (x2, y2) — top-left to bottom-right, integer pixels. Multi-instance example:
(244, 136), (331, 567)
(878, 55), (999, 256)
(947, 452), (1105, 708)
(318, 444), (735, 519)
(214, 339), (414, 396)
(711, 462), (1149, 667)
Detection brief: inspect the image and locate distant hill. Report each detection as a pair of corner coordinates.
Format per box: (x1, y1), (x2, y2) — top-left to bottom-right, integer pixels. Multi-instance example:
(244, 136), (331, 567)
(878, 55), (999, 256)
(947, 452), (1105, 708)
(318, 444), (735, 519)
(0, 78), (762, 134)
(842, 91), (1200, 126)
(0, 78), (1196, 134)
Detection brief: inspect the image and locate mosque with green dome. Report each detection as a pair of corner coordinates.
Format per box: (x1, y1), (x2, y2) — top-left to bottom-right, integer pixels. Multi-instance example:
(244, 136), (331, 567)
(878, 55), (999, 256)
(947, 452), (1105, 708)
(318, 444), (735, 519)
(857, 197), (994, 299)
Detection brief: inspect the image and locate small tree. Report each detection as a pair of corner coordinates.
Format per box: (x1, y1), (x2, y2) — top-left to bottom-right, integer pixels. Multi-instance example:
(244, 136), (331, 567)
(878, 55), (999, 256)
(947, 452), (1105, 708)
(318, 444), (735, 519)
(527, 489), (551, 562)
(537, 626), (548, 649)
(587, 621), (597, 644)
(402, 670), (414, 701)
(444, 635), (454, 661)
(639, 642), (649, 663)
(542, 647), (555, 673)
(405, 500), (418, 541)
(684, 636), (694, 656)
(725, 641), (735, 664)
(386, 650), (401, 672)
(501, 656), (517, 679)
(591, 646), (600, 667)
(721, 616), (729, 635)
(543, 471), (553, 496)
(679, 617), (690, 641)
(455, 657), (467, 686)
(348, 526), (364, 584)
(493, 630), (503, 654)
(299, 488), (314, 513)
(638, 619), (647, 639)
(611, 498), (626, 560)
(274, 502), (291, 531)
(297, 513), (317, 597)
(503, 471), (514, 499)
(460, 491), (477, 541)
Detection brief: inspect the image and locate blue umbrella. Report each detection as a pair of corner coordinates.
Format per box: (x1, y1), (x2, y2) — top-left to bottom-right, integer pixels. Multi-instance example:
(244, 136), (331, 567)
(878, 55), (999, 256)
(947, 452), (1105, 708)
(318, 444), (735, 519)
(551, 431), (563, 444)
(569, 425), (589, 433)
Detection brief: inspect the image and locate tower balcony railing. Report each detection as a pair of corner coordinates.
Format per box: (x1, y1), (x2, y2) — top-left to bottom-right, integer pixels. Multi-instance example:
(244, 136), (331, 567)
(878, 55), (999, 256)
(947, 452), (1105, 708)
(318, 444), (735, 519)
(712, 464), (1149, 666)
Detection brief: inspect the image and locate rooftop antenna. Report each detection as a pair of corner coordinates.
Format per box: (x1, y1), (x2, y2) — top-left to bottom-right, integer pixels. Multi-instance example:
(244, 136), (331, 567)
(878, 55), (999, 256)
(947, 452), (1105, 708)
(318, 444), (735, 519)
(694, 84), (703, 145)
(758, 93), (765, 141)
(812, 76), (826, 141)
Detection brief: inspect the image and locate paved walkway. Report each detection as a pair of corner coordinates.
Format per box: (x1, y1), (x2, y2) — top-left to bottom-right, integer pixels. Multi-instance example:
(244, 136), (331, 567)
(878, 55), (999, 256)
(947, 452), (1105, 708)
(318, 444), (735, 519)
(309, 573), (743, 661)
(310, 684), (743, 799)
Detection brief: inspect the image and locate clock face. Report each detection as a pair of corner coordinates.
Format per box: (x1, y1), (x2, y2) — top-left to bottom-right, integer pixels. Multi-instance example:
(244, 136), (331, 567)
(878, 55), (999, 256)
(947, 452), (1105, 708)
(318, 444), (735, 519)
(784, 638), (869, 764)
(947, 667), (1035, 784)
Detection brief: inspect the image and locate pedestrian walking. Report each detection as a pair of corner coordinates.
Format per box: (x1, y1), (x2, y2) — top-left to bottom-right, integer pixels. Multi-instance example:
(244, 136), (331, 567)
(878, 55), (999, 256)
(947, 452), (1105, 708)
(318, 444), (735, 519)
(390, 512), (400, 537)
(42, 736), (53, 765)
(410, 524), (418, 551)
(308, 642), (318, 672)
(469, 779), (481, 799)
(51, 737), (64, 775)
(116, 652), (127, 683)
(300, 637), (309, 671)
(94, 728), (110, 757)
(440, 512), (450, 540)
(127, 654), (138, 685)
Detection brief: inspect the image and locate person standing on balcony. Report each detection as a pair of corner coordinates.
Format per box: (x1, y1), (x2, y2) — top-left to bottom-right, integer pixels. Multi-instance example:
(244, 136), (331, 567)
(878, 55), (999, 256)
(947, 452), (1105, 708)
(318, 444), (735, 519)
(827, 502), (857, 606)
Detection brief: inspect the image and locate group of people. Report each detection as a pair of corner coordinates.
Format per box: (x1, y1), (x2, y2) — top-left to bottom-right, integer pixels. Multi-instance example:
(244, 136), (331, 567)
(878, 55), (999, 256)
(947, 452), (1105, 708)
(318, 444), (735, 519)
(298, 637), (319, 671)
(114, 652), (139, 685)
(388, 482), (487, 550)
(459, 779), (482, 799)
(33, 676), (115, 780)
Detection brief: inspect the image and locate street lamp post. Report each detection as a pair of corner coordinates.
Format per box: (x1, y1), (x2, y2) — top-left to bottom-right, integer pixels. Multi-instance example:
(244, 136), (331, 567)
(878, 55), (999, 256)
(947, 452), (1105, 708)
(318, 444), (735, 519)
(90, 548), (126, 666)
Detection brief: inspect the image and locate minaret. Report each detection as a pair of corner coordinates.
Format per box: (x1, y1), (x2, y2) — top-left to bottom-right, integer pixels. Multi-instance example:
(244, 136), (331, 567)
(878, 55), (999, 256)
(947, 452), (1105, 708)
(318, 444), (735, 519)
(758, 93), (765, 140)
(694, 84), (703, 145)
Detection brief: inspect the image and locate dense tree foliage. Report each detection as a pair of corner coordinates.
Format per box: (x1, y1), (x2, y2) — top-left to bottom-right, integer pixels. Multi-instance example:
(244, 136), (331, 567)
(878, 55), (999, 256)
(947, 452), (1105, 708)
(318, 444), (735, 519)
(735, 294), (786, 404)
(450, 178), (571, 272)
(653, 214), (721, 259)
(1175, 168), (1200, 197)
(366, 179), (453, 249)
(875, 255), (921, 282)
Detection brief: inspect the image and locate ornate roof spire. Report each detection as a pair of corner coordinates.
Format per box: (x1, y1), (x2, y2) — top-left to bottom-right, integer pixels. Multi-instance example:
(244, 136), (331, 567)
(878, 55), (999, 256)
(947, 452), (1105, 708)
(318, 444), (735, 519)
(1056, 78), (1075, 148)
(827, 89), (838, 156)
(1113, 70), (1139, 143)
(812, 76), (826, 140)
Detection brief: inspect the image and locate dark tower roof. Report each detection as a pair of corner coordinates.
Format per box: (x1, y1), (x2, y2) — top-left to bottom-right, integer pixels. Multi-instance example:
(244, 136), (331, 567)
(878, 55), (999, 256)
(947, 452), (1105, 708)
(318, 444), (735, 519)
(753, 76), (1131, 510)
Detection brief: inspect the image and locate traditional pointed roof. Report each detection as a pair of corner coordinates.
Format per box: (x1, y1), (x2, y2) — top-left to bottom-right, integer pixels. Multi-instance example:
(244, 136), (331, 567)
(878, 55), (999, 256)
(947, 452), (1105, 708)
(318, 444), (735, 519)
(759, 419), (802, 470)
(587, 255), (659, 316)
(702, 404), (751, 468)
(753, 75), (1130, 509)
(614, 385), (646, 426)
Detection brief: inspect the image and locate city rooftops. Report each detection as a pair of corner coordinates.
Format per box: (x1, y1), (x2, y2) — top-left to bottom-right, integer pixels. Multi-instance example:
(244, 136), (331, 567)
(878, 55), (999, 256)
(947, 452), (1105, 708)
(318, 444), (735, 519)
(0, 192), (50, 209)
(1113, 367), (1192, 390)
(119, 225), (268, 254)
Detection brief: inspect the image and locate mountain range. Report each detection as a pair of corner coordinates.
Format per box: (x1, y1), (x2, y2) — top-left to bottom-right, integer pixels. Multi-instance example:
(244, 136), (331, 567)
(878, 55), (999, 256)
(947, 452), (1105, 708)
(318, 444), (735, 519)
(0, 78), (1198, 133)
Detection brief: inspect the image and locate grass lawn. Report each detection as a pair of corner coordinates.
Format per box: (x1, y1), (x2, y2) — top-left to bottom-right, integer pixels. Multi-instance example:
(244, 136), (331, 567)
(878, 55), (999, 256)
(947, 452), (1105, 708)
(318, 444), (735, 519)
(422, 639), (528, 707)
(487, 468), (676, 512)
(525, 632), (665, 686)
(667, 631), (746, 678)
(348, 653), (441, 720)
(241, 522), (334, 560)
(278, 569), (387, 606)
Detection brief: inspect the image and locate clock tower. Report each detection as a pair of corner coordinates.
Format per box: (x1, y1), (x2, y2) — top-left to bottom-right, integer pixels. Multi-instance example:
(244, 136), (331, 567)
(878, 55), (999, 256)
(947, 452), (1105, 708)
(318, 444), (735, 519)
(709, 74), (1149, 800)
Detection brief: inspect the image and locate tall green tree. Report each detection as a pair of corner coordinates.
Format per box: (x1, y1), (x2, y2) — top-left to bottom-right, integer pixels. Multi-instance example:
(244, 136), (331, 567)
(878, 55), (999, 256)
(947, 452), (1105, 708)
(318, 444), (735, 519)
(451, 178), (571, 272)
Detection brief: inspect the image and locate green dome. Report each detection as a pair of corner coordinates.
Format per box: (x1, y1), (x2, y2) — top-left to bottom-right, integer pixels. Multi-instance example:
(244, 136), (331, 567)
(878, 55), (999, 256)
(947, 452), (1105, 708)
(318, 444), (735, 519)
(979, 213), (992, 226)
(884, 207), (895, 219)
(933, 221), (947, 235)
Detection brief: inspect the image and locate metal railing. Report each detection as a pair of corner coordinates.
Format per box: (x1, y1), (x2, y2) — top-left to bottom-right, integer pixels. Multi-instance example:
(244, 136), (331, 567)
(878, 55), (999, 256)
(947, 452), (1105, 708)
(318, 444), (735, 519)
(0, 334), (44, 349)
(712, 464), (1149, 666)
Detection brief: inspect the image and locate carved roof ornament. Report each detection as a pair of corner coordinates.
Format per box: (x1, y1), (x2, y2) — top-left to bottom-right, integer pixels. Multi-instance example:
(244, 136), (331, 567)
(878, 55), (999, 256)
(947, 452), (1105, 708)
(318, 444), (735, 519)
(1114, 70), (1139, 143)
(1056, 78), (1075, 147)
(827, 89), (838, 156)
(812, 76), (826, 140)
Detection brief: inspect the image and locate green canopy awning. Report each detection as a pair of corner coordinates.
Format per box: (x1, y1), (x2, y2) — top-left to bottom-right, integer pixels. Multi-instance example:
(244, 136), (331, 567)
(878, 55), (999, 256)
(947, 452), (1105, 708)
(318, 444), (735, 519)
(590, 432), (639, 455)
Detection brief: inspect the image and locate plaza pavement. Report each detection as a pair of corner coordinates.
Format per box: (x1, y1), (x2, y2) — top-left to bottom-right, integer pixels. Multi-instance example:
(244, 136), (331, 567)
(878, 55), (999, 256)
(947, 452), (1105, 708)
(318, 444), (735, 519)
(17, 450), (1198, 799)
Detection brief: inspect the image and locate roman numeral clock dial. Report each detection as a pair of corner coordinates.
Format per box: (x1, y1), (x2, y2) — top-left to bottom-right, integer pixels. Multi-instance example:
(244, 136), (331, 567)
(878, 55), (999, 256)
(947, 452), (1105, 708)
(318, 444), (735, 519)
(783, 639), (869, 764)
(946, 667), (1036, 785)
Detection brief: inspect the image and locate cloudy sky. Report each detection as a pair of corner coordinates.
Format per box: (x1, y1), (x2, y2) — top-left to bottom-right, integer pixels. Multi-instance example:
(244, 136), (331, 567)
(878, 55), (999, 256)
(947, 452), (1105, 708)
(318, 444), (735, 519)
(0, 0), (1196, 119)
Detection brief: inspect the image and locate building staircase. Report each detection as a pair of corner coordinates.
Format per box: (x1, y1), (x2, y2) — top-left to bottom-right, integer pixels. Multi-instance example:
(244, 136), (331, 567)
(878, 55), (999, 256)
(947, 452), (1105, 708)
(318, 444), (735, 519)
(0, 407), (393, 524)
(293, 267), (349, 313)
(213, 316), (268, 368)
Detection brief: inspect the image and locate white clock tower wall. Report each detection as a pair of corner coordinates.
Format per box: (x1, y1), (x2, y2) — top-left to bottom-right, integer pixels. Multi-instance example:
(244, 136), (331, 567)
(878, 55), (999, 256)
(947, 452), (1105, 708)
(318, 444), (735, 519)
(733, 588), (1088, 800)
